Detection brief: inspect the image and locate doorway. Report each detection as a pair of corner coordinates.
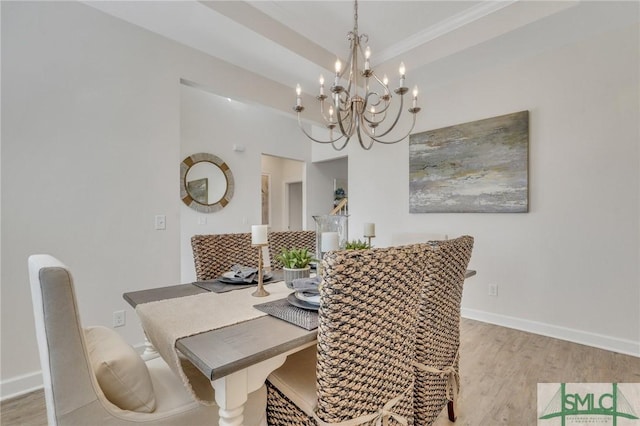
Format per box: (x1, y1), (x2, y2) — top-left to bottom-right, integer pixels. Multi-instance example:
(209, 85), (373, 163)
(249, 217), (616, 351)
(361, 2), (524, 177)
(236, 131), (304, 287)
(261, 154), (305, 231)
(286, 181), (303, 231)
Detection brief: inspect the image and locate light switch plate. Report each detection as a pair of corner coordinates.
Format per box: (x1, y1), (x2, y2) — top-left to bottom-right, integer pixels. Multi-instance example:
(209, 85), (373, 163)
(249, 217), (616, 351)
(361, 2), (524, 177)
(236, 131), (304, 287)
(155, 215), (166, 230)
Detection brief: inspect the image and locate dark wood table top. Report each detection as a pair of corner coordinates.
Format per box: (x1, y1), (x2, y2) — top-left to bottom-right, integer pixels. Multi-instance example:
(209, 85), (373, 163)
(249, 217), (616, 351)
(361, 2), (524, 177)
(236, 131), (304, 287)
(124, 269), (475, 380)
(124, 282), (317, 381)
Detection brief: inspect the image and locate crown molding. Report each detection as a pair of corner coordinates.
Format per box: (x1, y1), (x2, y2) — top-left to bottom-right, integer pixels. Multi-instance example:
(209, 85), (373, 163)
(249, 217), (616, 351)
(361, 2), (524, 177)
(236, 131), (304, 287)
(375, 0), (518, 65)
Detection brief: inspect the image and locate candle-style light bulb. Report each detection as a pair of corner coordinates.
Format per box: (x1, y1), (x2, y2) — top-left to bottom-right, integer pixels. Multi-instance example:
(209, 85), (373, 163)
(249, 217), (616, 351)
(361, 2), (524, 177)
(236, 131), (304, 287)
(335, 59), (342, 74)
(295, 84), (302, 106)
(383, 74), (389, 86)
(412, 85), (418, 108)
(364, 46), (371, 71)
(329, 105), (335, 120)
(319, 74), (325, 96)
(399, 62), (406, 76)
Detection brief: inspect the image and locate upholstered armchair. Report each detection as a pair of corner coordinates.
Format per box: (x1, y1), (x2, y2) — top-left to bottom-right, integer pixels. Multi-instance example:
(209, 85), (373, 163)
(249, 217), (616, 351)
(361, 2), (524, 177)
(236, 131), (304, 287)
(28, 254), (266, 425)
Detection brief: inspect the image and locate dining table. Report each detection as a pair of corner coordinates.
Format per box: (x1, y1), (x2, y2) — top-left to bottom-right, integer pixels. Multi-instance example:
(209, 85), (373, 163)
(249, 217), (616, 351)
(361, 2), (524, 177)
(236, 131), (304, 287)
(123, 269), (477, 426)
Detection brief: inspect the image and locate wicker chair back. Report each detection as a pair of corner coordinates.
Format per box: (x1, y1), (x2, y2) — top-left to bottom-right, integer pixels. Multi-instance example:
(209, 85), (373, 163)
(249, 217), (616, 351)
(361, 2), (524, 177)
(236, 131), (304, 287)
(268, 231), (316, 269)
(314, 244), (429, 424)
(191, 233), (256, 281)
(414, 236), (474, 425)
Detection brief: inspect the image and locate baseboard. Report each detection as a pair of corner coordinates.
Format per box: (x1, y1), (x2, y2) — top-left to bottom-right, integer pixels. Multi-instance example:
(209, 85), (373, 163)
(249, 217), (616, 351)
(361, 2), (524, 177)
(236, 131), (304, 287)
(462, 308), (640, 357)
(0, 371), (43, 401)
(2, 341), (149, 401)
(3, 318), (637, 400)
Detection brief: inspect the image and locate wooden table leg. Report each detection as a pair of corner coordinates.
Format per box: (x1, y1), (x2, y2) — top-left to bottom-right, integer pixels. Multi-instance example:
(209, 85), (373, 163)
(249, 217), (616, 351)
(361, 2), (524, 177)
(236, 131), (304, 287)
(212, 355), (287, 426)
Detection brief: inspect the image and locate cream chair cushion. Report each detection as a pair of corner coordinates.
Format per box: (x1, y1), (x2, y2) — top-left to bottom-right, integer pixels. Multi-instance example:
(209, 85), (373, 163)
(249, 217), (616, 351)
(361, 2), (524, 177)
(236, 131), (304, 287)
(84, 326), (156, 413)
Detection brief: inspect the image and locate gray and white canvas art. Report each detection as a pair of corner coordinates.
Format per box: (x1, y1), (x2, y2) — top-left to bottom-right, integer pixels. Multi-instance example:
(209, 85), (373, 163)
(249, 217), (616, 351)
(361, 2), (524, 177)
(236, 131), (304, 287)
(409, 111), (529, 213)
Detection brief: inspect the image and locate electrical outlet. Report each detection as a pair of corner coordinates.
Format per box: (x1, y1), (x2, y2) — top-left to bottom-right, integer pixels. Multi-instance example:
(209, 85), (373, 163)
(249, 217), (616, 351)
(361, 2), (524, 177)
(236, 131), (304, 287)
(113, 310), (126, 327)
(488, 284), (498, 297)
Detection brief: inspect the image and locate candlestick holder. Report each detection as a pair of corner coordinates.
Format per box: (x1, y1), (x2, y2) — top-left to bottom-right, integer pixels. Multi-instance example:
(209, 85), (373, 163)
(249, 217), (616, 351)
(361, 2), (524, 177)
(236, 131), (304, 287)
(251, 243), (270, 297)
(364, 235), (375, 248)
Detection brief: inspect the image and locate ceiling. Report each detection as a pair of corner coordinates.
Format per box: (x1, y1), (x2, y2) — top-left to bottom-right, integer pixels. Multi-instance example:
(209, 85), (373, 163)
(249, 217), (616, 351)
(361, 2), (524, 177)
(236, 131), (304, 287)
(84, 1), (638, 96)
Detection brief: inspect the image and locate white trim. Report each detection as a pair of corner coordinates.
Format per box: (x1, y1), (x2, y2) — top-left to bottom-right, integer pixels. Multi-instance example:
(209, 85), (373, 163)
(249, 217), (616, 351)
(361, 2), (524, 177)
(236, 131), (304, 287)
(462, 308), (640, 358)
(0, 371), (43, 401)
(2, 340), (150, 401)
(376, 0), (517, 64)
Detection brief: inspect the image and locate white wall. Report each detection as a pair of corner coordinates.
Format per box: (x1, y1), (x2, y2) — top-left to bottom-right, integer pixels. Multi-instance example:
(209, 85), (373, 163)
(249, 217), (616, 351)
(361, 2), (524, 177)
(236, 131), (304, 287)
(348, 22), (640, 355)
(179, 85), (318, 282)
(0, 2), (320, 398)
(2, 0), (637, 401)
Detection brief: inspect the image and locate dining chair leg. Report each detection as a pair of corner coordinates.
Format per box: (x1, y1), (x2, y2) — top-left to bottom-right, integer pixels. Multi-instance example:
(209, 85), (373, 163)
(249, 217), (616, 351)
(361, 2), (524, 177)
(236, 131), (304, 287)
(447, 400), (456, 422)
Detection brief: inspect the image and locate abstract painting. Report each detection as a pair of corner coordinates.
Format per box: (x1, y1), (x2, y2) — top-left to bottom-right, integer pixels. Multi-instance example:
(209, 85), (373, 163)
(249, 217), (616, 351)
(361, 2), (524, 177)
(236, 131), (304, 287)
(187, 178), (208, 205)
(409, 111), (529, 213)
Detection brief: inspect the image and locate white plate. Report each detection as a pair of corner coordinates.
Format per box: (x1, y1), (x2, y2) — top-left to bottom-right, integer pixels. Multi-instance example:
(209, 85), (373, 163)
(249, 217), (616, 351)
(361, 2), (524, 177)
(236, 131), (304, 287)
(287, 293), (319, 311)
(295, 291), (320, 305)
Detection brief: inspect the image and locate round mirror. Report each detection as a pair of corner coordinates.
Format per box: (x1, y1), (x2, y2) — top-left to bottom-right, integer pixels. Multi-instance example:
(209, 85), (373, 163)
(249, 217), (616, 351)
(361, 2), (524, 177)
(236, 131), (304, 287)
(180, 153), (234, 213)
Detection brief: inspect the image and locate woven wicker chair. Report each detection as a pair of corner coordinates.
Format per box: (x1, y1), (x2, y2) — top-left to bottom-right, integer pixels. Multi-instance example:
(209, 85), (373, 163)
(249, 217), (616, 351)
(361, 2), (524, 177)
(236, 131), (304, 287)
(266, 244), (430, 425)
(268, 230), (316, 269)
(191, 233), (256, 281)
(414, 236), (474, 425)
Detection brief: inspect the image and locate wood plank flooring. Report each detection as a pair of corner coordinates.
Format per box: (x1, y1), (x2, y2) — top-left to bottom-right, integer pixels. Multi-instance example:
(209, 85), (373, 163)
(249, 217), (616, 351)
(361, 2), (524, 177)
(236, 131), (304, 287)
(2, 318), (638, 426)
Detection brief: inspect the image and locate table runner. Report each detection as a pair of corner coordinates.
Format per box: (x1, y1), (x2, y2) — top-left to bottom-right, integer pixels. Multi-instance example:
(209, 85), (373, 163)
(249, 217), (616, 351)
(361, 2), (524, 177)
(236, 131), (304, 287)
(135, 281), (292, 405)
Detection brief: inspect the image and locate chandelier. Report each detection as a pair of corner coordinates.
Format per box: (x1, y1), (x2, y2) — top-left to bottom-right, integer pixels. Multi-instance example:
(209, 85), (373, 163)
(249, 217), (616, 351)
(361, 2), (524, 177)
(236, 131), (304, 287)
(293, 0), (421, 151)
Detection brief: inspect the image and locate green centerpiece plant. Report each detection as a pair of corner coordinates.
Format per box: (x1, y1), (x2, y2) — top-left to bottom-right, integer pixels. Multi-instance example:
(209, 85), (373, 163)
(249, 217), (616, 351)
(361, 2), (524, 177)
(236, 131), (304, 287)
(345, 239), (372, 250)
(276, 248), (317, 289)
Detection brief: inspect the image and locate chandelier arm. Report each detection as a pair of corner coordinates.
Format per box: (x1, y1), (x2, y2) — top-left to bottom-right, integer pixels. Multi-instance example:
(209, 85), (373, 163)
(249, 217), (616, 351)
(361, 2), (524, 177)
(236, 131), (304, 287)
(332, 136), (351, 151)
(366, 113), (418, 144)
(367, 94), (407, 138)
(335, 95), (355, 138)
(318, 99), (336, 125)
(335, 91), (353, 113)
(363, 109), (388, 127)
(356, 119), (375, 150)
(296, 114), (346, 144)
(361, 92), (392, 124)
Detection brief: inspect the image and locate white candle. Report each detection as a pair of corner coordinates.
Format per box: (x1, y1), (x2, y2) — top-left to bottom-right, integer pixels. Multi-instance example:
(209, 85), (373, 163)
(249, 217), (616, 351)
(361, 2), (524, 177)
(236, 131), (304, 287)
(295, 84), (302, 107)
(251, 225), (268, 245)
(364, 46), (371, 71)
(321, 232), (339, 252)
(364, 223), (376, 237)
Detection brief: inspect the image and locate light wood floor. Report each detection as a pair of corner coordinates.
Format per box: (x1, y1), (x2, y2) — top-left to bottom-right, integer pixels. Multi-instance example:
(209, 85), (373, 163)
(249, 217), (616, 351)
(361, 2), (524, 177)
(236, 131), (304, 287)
(2, 318), (638, 426)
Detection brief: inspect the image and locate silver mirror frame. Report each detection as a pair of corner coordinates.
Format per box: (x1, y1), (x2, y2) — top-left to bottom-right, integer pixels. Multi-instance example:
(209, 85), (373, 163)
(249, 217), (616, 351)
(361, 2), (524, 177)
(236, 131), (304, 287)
(180, 153), (234, 213)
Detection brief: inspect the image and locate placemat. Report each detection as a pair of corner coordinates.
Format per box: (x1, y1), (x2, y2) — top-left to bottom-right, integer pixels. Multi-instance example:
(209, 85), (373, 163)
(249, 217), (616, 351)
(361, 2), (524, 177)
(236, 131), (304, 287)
(253, 297), (319, 330)
(193, 270), (284, 293)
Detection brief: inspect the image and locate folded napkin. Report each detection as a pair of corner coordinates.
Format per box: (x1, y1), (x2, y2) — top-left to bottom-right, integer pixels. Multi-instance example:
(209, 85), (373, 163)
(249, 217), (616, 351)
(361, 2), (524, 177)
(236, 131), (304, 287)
(292, 276), (321, 293)
(231, 264), (258, 282)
